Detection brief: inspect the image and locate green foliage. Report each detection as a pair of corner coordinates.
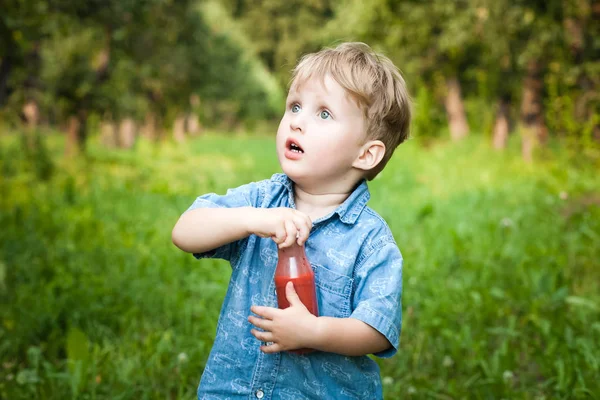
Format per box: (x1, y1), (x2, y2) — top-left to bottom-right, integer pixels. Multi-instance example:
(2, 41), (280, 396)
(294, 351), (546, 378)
(66, 327), (90, 397)
(1, 0), (280, 135)
(1, 132), (599, 398)
(217, 0), (335, 87)
(20, 130), (55, 181)
(200, 1), (285, 120)
(545, 66), (600, 159)
(2, 0), (599, 155)
(318, 0), (599, 152)
(411, 86), (447, 139)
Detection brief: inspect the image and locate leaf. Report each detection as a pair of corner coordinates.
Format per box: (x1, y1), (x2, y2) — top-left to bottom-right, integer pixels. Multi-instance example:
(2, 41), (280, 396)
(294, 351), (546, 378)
(66, 326), (90, 395)
(67, 327), (90, 366)
(565, 296), (598, 311)
(490, 287), (505, 299)
(417, 203), (434, 220)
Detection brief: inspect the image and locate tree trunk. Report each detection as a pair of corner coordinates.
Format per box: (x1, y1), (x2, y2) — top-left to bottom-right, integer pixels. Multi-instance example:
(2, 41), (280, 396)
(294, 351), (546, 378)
(22, 99), (40, 150)
(20, 42), (41, 151)
(73, 26), (111, 154)
(101, 121), (118, 148)
(492, 98), (510, 150)
(187, 94), (202, 136)
(66, 117), (79, 156)
(173, 115), (187, 143)
(186, 113), (201, 136)
(141, 112), (157, 141)
(519, 60), (545, 162)
(118, 118), (137, 149)
(22, 99), (39, 128)
(95, 26), (111, 82)
(444, 76), (469, 141)
(65, 113), (87, 156)
(564, 15), (586, 119)
(565, 11), (599, 140)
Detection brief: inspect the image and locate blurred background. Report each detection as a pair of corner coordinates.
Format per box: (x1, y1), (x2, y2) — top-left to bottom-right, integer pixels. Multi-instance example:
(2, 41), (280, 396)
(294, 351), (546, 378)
(1, 0), (599, 399)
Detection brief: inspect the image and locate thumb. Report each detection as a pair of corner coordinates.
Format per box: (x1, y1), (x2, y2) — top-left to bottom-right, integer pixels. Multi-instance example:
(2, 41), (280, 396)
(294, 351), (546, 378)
(285, 281), (304, 308)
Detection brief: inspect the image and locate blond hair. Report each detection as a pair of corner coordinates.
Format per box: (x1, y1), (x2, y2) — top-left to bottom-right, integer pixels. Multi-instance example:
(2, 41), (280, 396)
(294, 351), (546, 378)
(290, 42), (411, 180)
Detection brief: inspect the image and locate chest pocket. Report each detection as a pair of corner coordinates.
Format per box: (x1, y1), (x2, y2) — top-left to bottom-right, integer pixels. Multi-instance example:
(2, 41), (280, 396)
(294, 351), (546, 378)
(311, 263), (353, 318)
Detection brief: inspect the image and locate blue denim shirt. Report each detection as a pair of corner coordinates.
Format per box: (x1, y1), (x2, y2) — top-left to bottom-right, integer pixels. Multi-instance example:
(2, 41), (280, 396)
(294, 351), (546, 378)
(187, 174), (403, 400)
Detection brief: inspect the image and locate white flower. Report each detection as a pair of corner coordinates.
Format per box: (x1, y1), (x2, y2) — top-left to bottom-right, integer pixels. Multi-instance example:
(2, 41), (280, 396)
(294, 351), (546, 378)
(500, 217), (514, 228)
(407, 386), (417, 394)
(559, 191), (568, 200)
(382, 376), (394, 385)
(502, 370), (514, 383)
(177, 352), (189, 364)
(443, 355), (454, 367)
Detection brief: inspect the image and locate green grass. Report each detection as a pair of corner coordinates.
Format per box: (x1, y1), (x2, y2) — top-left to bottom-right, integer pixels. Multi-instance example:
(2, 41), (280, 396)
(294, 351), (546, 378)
(1, 131), (599, 399)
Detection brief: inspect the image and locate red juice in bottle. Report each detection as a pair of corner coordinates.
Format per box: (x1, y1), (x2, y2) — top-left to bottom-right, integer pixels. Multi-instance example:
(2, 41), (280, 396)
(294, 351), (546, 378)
(274, 242), (318, 354)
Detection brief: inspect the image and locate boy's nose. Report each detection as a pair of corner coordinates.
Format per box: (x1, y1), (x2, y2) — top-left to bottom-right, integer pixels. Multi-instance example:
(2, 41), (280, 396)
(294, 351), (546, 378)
(289, 114), (304, 133)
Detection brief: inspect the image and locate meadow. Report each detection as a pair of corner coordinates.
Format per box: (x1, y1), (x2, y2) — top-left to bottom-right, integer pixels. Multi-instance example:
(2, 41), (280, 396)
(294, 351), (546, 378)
(1, 132), (599, 399)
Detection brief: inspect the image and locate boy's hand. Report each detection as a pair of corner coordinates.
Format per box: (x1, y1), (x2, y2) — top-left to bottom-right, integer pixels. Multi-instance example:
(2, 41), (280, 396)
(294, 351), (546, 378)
(248, 208), (312, 248)
(248, 282), (318, 353)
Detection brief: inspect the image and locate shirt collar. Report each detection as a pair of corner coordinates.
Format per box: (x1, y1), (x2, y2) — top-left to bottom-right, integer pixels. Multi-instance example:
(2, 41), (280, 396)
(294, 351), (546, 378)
(272, 173), (370, 225)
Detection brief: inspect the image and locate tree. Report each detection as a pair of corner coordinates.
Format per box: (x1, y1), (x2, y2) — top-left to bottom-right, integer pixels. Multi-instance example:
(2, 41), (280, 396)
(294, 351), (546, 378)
(1, 0), (281, 152)
(325, 0), (478, 140)
(545, 0), (600, 157)
(0, 0), (48, 121)
(217, 0), (335, 87)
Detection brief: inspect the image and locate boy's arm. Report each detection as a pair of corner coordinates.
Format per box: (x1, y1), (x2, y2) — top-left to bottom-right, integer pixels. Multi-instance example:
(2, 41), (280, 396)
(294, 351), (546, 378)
(311, 317), (391, 356)
(249, 282), (391, 356)
(250, 240), (402, 357)
(172, 207), (312, 253)
(172, 207), (255, 254)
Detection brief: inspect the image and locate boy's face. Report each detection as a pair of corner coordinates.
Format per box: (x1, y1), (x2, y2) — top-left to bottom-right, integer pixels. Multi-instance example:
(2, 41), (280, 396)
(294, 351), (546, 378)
(276, 74), (368, 190)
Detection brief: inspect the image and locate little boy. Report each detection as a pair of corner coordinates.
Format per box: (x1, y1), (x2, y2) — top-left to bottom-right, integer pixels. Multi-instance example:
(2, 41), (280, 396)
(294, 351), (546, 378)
(172, 42), (411, 399)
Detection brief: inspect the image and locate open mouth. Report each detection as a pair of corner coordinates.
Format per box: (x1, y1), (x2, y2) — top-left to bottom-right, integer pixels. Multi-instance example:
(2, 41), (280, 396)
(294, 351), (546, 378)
(286, 139), (304, 154)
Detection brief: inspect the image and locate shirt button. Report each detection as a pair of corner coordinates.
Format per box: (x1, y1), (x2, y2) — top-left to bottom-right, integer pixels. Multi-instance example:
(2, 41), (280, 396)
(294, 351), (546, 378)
(255, 389), (264, 399)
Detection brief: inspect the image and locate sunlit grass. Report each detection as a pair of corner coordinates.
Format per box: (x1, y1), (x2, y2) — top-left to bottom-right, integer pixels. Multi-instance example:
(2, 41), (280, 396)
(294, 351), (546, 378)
(1, 131), (599, 399)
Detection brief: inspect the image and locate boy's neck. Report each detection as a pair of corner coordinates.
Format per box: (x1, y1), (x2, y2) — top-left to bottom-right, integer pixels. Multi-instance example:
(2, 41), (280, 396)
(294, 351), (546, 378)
(293, 182), (359, 221)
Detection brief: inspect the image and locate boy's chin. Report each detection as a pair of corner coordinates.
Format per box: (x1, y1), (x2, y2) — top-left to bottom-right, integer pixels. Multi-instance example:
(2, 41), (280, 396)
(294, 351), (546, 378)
(280, 167), (301, 180)
(279, 165), (308, 183)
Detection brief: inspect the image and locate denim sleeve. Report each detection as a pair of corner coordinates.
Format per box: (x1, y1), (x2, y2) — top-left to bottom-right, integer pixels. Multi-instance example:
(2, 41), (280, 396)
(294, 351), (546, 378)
(350, 240), (403, 358)
(185, 181), (264, 263)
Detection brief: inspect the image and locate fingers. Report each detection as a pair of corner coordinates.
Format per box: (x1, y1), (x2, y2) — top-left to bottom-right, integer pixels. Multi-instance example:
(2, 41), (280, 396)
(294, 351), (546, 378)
(291, 211), (312, 246)
(285, 281), (303, 308)
(260, 342), (283, 354)
(279, 219), (298, 248)
(250, 330), (284, 354)
(250, 329), (274, 343)
(276, 210), (312, 248)
(273, 224), (287, 245)
(263, 208), (313, 248)
(250, 305), (276, 320)
(248, 315), (273, 331)
(296, 213), (312, 246)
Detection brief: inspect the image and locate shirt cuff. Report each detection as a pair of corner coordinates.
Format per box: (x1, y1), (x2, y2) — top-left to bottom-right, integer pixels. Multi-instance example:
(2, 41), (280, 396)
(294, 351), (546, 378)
(351, 306), (400, 358)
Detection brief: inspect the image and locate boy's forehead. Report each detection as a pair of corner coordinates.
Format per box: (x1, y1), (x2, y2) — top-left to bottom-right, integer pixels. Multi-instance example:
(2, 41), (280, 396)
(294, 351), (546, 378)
(290, 72), (327, 93)
(289, 73), (347, 98)
(289, 74), (364, 111)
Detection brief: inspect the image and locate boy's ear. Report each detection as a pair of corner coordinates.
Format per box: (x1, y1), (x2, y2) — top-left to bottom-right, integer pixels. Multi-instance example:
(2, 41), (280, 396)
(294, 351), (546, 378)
(353, 140), (386, 172)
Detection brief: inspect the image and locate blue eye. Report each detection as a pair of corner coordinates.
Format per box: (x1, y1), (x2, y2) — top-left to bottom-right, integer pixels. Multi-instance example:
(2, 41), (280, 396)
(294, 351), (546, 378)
(291, 104), (301, 113)
(320, 110), (331, 120)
